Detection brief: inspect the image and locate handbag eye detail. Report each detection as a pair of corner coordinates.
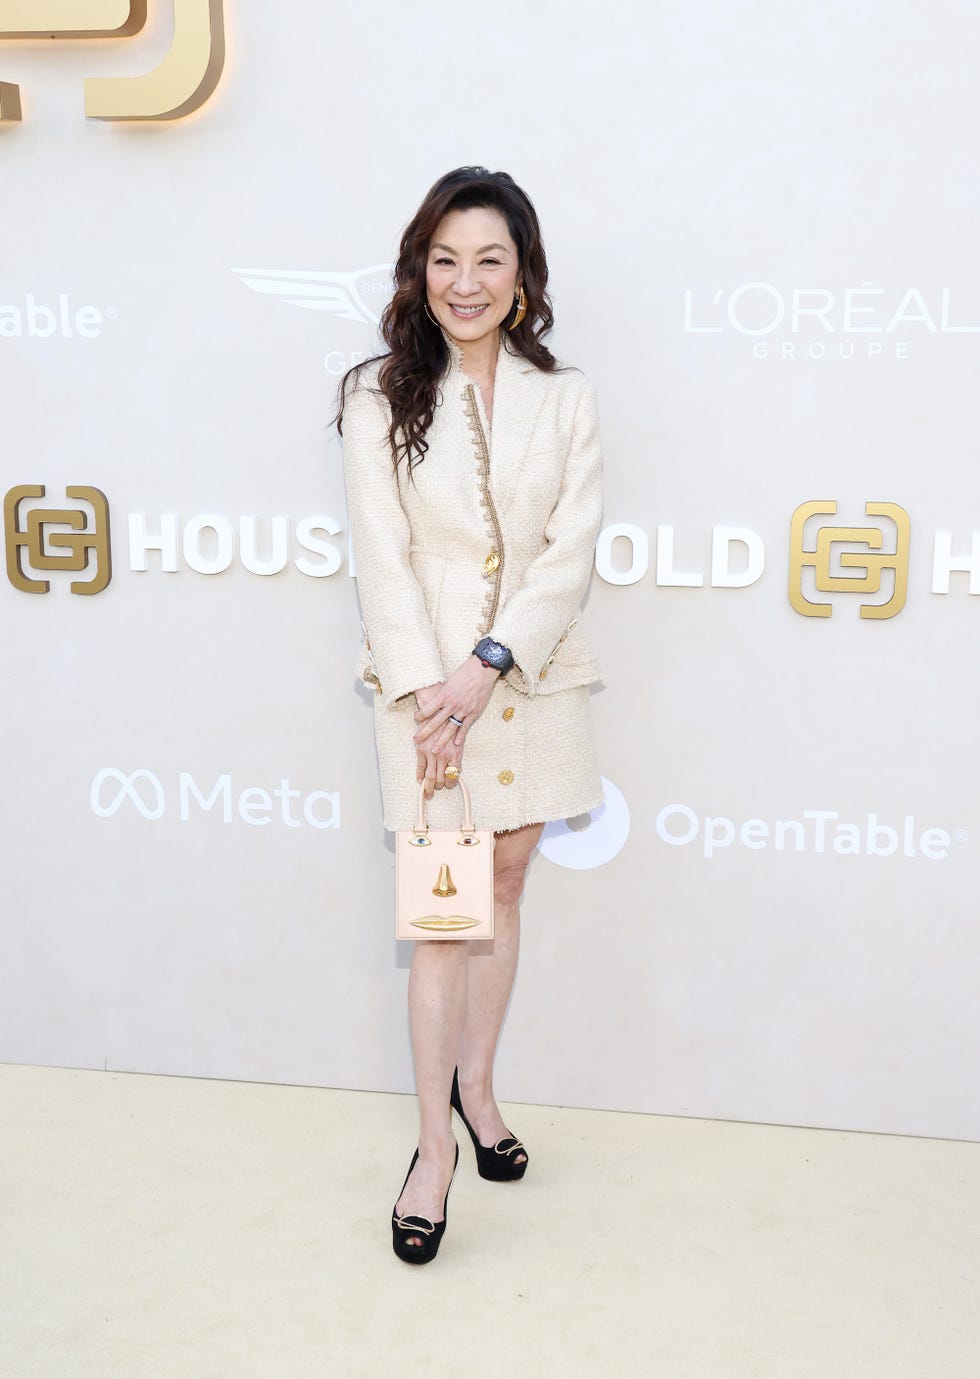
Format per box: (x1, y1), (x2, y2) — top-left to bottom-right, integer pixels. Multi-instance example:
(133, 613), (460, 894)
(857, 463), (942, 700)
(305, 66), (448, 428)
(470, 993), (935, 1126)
(396, 777), (495, 941)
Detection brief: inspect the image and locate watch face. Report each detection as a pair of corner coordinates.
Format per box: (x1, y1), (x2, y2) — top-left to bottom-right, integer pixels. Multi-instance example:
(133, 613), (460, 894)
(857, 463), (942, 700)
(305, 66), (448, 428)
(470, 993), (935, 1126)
(475, 638), (512, 671)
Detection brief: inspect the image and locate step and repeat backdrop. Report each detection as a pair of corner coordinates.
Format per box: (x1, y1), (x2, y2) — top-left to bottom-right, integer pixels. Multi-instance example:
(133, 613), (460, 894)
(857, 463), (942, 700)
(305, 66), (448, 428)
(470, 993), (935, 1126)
(2, 1), (978, 1141)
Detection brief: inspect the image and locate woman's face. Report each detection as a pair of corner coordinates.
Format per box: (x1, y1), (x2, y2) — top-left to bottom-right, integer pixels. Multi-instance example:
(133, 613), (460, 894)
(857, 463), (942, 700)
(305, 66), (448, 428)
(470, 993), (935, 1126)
(425, 206), (521, 347)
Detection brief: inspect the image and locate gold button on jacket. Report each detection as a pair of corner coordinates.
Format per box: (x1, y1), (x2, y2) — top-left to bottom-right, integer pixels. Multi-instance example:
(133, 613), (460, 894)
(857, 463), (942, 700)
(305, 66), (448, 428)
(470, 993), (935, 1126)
(498, 770), (515, 786)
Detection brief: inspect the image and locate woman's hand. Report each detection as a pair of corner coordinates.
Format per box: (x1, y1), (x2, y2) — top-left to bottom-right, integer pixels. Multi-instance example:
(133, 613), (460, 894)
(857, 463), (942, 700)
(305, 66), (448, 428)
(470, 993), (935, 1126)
(413, 683), (457, 797)
(412, 658), (500, 795)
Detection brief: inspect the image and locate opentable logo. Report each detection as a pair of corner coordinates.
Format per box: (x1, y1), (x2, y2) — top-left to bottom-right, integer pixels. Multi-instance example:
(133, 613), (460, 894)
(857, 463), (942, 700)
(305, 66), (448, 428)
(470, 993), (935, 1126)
(0, 293), (116, 339)
(90, 768), (340, 829)
(656, 804), (967, 860)
(538, 776), (630, 870)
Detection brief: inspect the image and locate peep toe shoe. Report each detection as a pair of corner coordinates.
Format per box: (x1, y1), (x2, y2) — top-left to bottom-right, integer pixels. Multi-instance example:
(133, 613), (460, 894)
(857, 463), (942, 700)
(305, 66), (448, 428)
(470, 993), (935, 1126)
(451, 1068), (528, 1182)
(391, 1144), (459, 1265)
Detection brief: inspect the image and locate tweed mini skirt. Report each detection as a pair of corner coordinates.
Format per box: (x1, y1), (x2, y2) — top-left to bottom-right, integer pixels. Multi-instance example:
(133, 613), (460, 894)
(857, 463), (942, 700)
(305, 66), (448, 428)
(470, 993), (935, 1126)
(373, 676), (603, 833)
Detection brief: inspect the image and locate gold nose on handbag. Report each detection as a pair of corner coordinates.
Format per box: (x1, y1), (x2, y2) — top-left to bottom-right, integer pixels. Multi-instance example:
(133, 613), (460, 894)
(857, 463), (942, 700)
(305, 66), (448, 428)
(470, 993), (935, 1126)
(432, 863), (457, 898)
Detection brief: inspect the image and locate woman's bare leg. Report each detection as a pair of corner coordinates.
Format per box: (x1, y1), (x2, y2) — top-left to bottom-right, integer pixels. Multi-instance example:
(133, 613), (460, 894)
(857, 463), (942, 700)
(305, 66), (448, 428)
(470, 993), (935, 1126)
(395, 821), (543, 1241)
(394, 940), (466, 1246)
(456, 821), (544, 1156)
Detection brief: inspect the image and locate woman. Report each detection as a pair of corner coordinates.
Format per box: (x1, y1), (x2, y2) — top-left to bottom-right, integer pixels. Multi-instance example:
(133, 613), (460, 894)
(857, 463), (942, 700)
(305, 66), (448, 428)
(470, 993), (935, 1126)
(338, 166), (604, 1263)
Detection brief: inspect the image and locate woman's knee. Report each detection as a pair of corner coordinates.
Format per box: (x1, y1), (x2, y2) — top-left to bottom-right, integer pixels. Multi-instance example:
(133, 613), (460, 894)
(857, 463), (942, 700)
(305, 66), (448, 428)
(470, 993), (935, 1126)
(493, 857), (531, 908)
(492, 821), (543, 908)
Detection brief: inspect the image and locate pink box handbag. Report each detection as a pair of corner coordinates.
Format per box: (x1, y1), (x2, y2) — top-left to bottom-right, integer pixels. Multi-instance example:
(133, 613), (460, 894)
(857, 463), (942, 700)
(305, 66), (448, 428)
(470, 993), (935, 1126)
(395, 777), (495, 941)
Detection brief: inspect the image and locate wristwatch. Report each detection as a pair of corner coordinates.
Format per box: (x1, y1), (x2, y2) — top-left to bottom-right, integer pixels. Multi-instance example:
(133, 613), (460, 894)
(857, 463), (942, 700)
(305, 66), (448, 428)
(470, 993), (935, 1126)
(472, 636), (514, 675)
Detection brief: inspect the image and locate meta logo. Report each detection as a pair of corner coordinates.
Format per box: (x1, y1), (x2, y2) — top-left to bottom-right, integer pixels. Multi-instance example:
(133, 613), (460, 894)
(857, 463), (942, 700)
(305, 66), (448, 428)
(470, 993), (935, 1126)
(0, 0), (225, 123)
(90, 767), (341, 829)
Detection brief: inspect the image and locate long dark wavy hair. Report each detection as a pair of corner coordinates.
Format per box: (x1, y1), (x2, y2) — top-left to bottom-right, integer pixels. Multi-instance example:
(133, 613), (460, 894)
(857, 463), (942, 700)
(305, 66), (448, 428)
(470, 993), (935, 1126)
(335, 166), (559, 473)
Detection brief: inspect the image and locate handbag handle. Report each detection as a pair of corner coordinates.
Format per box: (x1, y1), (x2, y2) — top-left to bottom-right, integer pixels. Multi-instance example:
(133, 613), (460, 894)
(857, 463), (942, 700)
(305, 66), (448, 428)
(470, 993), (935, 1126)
(413, 776), (476, 834)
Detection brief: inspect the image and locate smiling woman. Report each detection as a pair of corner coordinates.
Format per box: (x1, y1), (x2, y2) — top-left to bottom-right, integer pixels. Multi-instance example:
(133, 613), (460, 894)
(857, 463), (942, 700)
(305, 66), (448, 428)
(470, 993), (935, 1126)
(426, 214), (521, 344)
(338, 167), (558, 475)
(335, 166), (605, 1266)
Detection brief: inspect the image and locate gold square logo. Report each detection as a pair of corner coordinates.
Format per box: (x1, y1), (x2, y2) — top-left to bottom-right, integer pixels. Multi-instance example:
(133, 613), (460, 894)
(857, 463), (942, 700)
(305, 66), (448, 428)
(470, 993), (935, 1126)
(789, 500), (910, 619)
(0, 0), (224, 123)
(4, 484), (111, 593)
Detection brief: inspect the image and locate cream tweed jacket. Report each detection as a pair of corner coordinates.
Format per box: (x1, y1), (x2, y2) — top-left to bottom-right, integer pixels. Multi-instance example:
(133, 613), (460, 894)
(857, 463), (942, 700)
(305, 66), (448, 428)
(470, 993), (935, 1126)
(342, 333), (604, 831)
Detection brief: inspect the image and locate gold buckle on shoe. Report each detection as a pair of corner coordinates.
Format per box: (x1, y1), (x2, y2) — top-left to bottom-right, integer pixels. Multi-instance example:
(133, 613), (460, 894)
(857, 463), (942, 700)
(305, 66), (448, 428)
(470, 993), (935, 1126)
(495, 1139), (525, 1157)
(394, 1215), (436, 1235)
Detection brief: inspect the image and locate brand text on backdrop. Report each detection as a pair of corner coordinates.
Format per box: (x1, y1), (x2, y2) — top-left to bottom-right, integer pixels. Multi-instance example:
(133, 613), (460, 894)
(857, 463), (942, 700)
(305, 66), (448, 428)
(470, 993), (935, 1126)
(90, 768), (340, 829)
(656, 804), (965, 860)
(683, 283), (980, 359)
(5, 489), (980, 605)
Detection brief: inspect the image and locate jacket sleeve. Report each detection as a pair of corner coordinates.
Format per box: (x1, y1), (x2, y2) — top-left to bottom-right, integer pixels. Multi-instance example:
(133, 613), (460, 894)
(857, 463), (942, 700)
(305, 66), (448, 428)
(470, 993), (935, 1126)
(342, 383), (446, 706)
(486, 379), (603, 695)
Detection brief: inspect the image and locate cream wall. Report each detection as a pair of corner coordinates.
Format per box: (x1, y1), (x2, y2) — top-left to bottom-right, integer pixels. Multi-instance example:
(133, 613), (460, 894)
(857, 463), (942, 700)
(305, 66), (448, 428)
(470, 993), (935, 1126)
(2, 0), (978, 1141)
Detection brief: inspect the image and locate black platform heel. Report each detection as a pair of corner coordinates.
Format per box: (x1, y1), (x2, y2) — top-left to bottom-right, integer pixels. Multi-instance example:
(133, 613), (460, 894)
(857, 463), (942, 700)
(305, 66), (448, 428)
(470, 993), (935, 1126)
(451, 1068), (528, 1182)
(391, 1143), (459, 1265)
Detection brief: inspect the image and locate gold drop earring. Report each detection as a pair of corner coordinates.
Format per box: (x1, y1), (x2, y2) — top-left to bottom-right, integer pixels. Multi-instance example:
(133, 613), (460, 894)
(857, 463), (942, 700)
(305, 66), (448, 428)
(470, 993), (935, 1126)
(508, 284), (527, 331)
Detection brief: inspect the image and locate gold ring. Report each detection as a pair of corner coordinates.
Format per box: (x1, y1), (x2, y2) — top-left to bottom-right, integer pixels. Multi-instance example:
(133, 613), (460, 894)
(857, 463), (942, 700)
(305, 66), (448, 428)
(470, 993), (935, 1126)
(445, 765), (460, 780)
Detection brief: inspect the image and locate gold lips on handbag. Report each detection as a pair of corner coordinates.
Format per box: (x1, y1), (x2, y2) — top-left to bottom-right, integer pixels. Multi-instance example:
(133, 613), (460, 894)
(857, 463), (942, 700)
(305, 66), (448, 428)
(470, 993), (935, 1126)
(395, 777), (494, 941)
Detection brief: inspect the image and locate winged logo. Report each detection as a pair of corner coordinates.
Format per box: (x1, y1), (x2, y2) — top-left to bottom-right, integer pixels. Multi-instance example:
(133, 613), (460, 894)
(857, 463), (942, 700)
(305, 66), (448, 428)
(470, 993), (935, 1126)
(231, 264), (395, 327)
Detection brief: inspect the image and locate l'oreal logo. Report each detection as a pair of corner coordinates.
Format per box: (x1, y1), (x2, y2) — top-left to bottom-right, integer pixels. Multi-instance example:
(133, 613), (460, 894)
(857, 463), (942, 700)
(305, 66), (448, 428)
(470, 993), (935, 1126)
(683, 283), (980, 336)
(0, 0), (225, 123)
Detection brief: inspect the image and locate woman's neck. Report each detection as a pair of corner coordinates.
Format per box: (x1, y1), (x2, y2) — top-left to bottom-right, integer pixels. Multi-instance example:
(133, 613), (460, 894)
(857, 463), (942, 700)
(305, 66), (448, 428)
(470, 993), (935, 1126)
(454, 330), (501, 388)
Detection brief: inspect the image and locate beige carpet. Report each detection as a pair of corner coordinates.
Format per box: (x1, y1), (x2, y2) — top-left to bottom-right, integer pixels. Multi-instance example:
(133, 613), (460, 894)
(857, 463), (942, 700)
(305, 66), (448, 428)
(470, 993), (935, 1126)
(1, 1064), (976, 1379)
